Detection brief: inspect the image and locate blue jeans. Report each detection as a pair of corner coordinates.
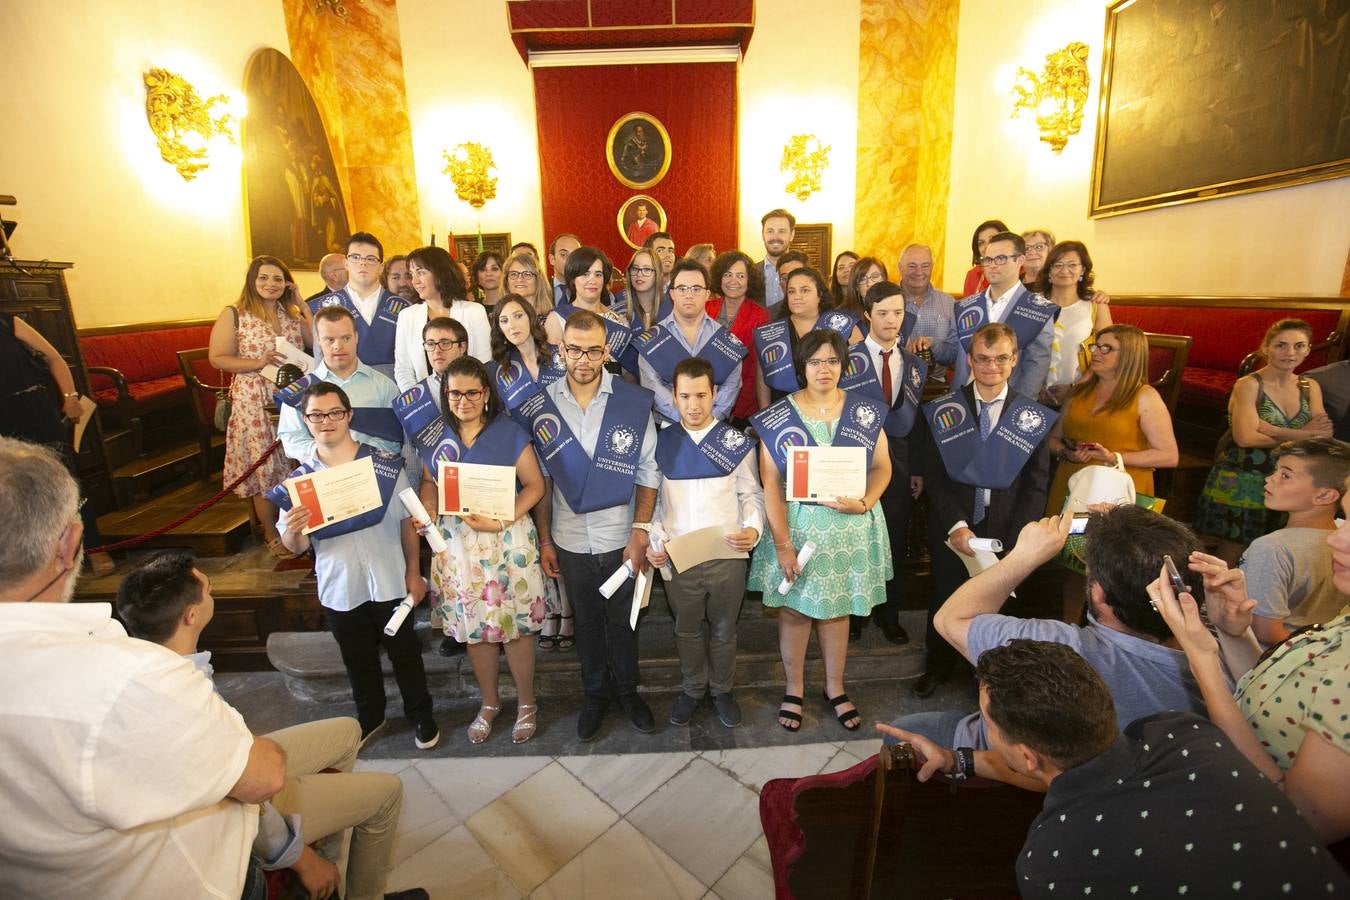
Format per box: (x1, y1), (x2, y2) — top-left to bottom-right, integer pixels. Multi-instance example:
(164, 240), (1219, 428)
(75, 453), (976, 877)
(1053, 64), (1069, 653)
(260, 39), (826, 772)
(881, 709), (973, 749)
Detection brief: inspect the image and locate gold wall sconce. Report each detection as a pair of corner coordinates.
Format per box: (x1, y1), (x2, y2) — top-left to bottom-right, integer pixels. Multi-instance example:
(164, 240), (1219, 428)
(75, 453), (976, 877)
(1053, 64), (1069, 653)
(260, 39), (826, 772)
(1010, 41), (1091, 153)
(143, 67), (236, 181)
(442, 142), (498, 209)
(780, 134), (831, 201)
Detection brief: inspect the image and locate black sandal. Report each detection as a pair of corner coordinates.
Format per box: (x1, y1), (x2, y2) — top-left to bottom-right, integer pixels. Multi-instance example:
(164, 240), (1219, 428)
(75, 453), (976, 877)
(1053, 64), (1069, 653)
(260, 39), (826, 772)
(556, 615), (575, 651)
(778, 694), (804, 732)
(823, 691), (862, 731)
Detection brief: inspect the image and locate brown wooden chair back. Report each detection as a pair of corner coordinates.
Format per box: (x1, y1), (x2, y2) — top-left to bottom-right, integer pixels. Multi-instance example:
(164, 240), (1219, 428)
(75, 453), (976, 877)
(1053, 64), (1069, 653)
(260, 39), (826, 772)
(1143, 331), (1191, 415)
(176, 348), (229, 480)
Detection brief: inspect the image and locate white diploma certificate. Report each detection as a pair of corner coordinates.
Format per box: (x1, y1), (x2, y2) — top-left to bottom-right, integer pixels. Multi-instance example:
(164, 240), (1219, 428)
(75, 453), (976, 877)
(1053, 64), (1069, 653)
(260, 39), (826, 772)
(629, 564), (654, 630)
(663, 525), (749, 574)
(259, 339), (316, 384)
(784, 446), (866, 503)
(437, 461), (516, 520)
(285, 456), (382, 535)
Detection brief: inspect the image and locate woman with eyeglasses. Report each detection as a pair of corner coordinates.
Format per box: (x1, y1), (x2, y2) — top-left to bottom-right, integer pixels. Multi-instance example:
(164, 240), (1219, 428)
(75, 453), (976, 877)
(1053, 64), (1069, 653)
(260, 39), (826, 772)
(470, 250), (505, 313)
(543, 246), (637, 377)
(829, 251), (859, 311)
(615, 248), (667, 332)
(754, 267), (865, 409)
(502, 249), (554, 323)
(1019, 228), (1054, 289)
(747, 330), (893, 733)
(845, 257), (886, 321)
(394, 246), (491, 390)
(707, 250), (770, 425)
(209, 255), (314, 559)
(416, 356), (551, 744)
(1035, 240), (1114, 406)
(961, 219), (1009, 297)
(1045, 324), (1178, 516)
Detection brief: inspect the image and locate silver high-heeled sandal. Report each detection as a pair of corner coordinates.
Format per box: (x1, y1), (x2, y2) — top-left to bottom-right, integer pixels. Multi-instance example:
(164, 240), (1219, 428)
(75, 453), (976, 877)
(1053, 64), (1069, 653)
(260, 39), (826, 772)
(467, 704), (500, 744)
(512, 704), (538, 744)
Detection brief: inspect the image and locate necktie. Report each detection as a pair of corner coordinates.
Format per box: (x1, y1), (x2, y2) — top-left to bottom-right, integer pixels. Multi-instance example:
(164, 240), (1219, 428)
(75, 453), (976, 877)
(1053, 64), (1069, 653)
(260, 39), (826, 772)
(879, 349), (894, 406)
(973, 400), (994, 525)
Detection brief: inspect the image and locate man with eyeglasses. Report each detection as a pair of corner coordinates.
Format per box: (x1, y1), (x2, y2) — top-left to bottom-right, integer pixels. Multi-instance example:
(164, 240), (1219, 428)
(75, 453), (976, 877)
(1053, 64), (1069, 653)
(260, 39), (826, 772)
(277, 305), (403, 463)
(273, 382), (439, 753)
(521, 310), (661, 741)
(759, 208), (796, 312)
(897, 243), (959, 379)
(309, 232), (410, 380)
(305, 251), (349, 305)
(635, 259), (746, 425)
(951, 232), (1054, 400)
(912, 322), (1055, 697)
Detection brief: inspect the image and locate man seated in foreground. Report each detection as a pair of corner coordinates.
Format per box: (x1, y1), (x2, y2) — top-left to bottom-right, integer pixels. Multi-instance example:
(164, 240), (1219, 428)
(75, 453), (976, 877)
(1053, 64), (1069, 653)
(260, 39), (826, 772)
(880, 640), (1348, 897)
(116, 550), (425, 900)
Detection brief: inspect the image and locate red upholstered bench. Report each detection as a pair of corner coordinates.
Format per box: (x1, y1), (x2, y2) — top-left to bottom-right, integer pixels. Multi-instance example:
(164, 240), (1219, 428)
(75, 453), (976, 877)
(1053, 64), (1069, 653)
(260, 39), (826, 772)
(79, 320), (216, 455)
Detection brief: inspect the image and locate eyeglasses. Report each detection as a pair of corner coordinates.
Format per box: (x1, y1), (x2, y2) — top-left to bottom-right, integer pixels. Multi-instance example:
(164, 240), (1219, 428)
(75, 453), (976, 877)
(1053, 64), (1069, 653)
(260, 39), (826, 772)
(423, 338), (467, 351)
(347, 253), (381, 265)
(1025, 242), (1050, 253)
(858, 272), (884, 285)
(506, 271), (537, 282)
(672, 285), (708, 297)
(1088, 343), (1117, 355)
(972, 354), (1014, 367)
(978, 254), (1022, 267)
(303, 409), (352, 423)
(562, 344), (606, 361)
(446, 389), (486, 402)
(1050, 260), (1082, 272)
(629, 266), (656, 277)
(805, 357), (842, 369)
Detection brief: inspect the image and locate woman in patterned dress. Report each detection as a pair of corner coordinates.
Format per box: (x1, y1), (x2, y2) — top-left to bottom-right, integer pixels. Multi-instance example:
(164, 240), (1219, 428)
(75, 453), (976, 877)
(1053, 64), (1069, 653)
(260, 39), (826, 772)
(748, 330), (893, 733)
(208, 255), (312, 558)
(1193, 319), (1334, 565)
(420, 356), (550, 745)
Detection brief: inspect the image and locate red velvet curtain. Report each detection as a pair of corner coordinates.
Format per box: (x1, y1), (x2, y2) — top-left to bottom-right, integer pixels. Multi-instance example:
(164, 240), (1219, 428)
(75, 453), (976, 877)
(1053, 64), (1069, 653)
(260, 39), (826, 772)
(532, 62), (738, 272)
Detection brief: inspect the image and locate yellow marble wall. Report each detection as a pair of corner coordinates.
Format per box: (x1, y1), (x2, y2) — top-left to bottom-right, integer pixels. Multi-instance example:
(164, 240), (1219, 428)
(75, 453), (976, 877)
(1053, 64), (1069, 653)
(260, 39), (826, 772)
(854, 0), (960, 288)
(282, 0), (422, 253)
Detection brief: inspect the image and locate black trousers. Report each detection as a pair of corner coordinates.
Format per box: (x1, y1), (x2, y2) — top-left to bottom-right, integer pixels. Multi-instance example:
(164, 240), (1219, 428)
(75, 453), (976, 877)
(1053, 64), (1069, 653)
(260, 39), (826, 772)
(325, 598), (433, 731)
(556, 546), (640, 701)
(922, 514), (996, 675)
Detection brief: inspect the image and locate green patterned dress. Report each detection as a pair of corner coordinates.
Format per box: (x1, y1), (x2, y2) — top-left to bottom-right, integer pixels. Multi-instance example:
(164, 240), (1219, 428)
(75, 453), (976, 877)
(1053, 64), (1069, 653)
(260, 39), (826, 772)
(1193, 374), (1310, 543)
(748, 399), (893, 619)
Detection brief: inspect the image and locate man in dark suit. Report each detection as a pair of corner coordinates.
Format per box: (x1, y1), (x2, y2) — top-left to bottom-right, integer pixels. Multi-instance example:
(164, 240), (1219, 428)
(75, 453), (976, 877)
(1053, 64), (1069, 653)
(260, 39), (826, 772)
(913, 321), (1053, 697)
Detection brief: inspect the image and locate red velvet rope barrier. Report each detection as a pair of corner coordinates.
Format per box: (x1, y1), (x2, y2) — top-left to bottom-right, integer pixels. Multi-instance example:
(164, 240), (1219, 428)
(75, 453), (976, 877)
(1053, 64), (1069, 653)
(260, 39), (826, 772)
(86, 440), (282, 554)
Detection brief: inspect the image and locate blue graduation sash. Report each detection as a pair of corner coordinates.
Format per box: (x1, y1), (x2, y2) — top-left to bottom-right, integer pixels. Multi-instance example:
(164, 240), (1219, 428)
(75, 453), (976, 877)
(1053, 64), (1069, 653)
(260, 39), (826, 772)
(753, 311), (860, 394)
(922, 390), (1057, 490)
(428, 415), (530, 469)
(310, 289), (408, 367)
(839, 342), (928, 438)
(487, 349), (565, 412)
(554, 301), (635, 365)
(749, 392), (886, 478)
(656, 421), (757, 480)
(392, 376), (447, 473)
(953, 285), (1055, 354)
(634, 319), (748, 386)
(266, 444), (404, 540)
(520, 379), (654, 513)
(274, 372), (404, 445)
(900, 307), (917, 345)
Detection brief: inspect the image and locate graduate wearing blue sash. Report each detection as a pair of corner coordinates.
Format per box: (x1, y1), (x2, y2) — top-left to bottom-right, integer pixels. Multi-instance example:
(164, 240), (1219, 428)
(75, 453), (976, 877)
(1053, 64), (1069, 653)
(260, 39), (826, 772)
(277, 306), (404, 462)
(950, 234), (1055, 399)
(745, 329), (893, 735)
(544, 246), (642, 376)
(912, 321), (1053, 699)
(636, 260), (747, 424)
(752, 267), (864, 405)
(273, 380), (439, 750)
(308, 234), (407, 379)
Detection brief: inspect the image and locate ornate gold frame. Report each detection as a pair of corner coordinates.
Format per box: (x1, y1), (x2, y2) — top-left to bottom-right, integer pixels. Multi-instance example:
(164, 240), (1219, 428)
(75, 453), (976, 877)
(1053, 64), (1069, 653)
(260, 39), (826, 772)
(606, 112), (671, 190)
(1089, 0), (1350, 218)
(616, 194), (667, 250)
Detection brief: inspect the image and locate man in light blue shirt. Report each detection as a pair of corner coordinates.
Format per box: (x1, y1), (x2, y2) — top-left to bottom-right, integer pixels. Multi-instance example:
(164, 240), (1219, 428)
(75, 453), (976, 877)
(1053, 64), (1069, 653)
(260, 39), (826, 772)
(898, 243), (960, 380)
(277, 306), (403, 461)
(758, 208), (795, 313)
(534, 311), (661, 742)
(637, 260), (742, 424)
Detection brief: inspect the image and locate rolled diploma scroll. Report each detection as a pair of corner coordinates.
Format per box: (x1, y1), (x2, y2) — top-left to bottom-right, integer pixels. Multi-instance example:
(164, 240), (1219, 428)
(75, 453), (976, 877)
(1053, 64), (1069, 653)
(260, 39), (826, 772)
(399, 487), (448, 554)
(648, 527), (674, 581)
(599, 560), (634, 599)
(968, 537), (1003, 553)
(778, 540), (818, 595)
(383, 595), (416, 636)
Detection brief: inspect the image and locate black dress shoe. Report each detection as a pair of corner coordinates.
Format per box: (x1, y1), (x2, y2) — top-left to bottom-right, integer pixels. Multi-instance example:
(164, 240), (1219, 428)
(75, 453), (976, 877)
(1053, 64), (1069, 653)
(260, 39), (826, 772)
(577, 699), (608, 742)
(618, 693), (656, 733)
(877, 620), (910, 645)
(438, 636), (463, 657)
(912, 669), (947, 699)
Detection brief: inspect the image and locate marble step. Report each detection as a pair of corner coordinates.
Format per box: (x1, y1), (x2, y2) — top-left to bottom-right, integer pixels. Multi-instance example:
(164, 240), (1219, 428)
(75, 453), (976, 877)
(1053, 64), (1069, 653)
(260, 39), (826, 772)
(269, 608), (928, 703)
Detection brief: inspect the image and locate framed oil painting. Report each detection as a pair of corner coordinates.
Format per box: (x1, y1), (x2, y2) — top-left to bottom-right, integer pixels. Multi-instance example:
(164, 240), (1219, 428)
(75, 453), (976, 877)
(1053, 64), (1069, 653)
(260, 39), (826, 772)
(607, 112), (671, 190)
(1090, 0), (1350, 218)
(242, 48), (350, 269)
(617, 195), (666, 250)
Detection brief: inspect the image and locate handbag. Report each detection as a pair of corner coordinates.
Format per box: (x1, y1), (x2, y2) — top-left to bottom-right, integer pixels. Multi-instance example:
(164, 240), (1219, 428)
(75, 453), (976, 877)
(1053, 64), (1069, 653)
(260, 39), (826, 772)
(1063, 458), (1136, 510)
(213, 307), (237, 433)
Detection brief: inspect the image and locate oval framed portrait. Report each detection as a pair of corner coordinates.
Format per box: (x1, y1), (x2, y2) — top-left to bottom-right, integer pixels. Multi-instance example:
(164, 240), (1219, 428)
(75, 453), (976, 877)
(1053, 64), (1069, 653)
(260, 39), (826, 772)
(606, 112), (671, 190)
(617, 195), (667, 250)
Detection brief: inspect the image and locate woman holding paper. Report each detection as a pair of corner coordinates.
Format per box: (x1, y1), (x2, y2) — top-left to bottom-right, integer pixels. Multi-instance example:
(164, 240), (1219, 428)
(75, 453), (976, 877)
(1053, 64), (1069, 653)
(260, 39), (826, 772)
(748, 330), (893, 733)
(753, 267), (865, 409)
(209, 255), (313, 559)
(417, 356), (551, 744)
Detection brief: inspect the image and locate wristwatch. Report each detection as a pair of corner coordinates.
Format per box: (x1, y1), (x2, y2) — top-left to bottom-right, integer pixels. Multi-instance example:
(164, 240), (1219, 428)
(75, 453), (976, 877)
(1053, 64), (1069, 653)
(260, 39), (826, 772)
(952, 746), (976, 781)
(63, 391), (80, 399)
(631, 522), (652, 533)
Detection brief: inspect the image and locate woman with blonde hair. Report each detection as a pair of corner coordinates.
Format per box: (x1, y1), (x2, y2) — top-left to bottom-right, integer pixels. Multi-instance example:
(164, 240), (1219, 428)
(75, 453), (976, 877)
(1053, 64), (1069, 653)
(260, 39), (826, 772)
(685, 243), (716, 270)
(1045, 324), (1178, 514)
(208, 255), (313, 558)
(615, 247), (666, 331)
(502, 249), (554, 322)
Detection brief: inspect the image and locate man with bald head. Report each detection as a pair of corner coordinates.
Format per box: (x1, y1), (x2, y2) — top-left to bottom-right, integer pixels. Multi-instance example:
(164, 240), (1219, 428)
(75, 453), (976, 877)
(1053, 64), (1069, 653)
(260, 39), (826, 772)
(898, 243), (959, 379)
(306, 252), (349, 305)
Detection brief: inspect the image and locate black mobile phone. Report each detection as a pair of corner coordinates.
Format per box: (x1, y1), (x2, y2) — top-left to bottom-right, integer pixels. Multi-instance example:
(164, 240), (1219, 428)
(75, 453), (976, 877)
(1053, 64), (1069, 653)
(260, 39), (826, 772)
(1162, 554), (1190, 596)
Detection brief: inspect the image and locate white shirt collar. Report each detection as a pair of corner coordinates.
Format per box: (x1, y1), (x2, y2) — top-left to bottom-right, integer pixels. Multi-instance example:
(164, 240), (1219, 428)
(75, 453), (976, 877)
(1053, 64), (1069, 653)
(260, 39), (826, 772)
(974, 382), (1010, 407)
(864, 334), (899, 355)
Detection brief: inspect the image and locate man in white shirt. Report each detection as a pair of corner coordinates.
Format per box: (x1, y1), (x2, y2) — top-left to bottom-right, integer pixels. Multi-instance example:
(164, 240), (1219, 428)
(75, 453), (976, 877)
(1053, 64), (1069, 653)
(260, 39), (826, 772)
(0, 437), (286, 899)
(308, 232), (409, 379)
(648, 358), (764, 727)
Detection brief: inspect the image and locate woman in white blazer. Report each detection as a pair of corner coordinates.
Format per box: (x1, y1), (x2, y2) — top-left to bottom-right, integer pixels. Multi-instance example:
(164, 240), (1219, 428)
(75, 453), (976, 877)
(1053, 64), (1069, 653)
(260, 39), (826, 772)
(394, 245), (491, 390)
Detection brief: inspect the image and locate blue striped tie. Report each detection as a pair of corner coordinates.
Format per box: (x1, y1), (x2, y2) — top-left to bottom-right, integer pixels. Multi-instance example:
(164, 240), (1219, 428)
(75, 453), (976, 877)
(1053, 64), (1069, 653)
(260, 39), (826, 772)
(972, 400), (994, 525)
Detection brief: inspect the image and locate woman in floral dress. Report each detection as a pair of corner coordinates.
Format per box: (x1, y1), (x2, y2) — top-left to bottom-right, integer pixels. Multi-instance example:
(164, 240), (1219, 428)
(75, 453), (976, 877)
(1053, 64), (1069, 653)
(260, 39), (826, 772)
(418, 356), (551, 744)
(208, 255), (312, 558)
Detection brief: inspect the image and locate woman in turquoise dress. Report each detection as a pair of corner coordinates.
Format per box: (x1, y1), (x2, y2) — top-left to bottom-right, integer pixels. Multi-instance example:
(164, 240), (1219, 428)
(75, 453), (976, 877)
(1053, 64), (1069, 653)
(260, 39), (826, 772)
(748, 330), (893, 733)
(1193, 319), (1333, 565)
